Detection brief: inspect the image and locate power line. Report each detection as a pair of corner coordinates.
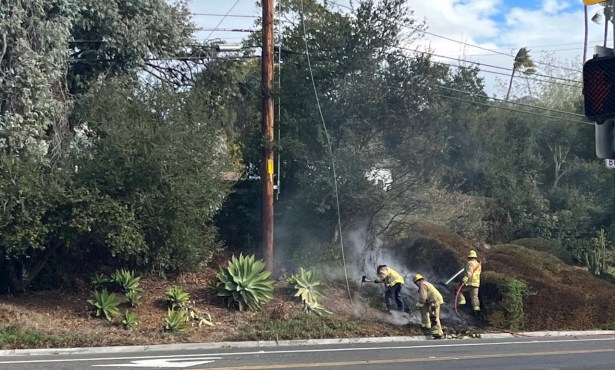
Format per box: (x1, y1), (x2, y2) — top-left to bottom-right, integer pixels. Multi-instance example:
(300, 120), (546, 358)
(191, 13), (258, 18)
(437, 85), (585, 118)
(436, 93), (590, 125)
(396, 46), (582, 85)
(417, 29), (582, 73)
(299, 0), (353, 305)
(204, 0), (242, 41)
(325, 0), (583, 73)
(67, 55), (260, 63)
(195, 27), (255, 33)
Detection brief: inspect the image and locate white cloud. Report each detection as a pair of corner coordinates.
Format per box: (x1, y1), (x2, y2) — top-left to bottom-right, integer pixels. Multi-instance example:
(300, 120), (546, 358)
(406, 0), (609, 96)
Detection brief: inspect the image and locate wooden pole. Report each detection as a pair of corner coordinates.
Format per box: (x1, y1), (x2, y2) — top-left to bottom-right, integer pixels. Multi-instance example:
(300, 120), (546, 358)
(261, 0), (275, 271)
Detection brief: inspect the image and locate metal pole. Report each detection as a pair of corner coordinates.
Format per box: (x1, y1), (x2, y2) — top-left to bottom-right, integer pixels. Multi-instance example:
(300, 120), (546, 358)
(261, 0), (275, 271)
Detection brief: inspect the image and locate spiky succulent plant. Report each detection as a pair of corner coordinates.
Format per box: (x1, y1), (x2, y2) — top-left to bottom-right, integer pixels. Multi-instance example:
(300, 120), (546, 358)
(216, 254), (273, 311)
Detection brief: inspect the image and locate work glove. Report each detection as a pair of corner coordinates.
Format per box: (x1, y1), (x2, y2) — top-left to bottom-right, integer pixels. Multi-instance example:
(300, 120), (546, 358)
(462, 276), (468, 285)
(415, 302), (424, 308)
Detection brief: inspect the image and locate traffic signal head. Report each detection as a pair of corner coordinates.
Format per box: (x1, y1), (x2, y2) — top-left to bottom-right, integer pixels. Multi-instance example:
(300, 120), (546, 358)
(583, 55), (615, 121)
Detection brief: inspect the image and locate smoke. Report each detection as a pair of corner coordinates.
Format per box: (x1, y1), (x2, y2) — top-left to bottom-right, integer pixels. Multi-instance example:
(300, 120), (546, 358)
(341, 220), (470, 327)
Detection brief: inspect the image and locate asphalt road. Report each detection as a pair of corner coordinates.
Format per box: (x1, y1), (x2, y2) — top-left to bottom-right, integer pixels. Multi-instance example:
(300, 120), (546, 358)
(0, 335), (614, 369)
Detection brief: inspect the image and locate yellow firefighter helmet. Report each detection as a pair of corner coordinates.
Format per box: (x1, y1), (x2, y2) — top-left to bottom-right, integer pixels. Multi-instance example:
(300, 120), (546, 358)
(468, 250), (478, 258)
(413, 274), (424, 283)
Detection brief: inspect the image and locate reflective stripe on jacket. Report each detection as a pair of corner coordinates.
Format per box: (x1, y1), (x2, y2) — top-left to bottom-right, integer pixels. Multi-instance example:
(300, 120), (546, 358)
(418, 281), (444, 306)
(464, 260), (481, 287)
(377, 267), (404, 287)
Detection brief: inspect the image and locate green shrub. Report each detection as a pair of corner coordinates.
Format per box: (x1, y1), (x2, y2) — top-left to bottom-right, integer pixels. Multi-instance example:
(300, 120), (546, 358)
(604, 320), (615, 330)
(111, 269), (141, 293)
(481, 271), (529, 330)
(166, 286), (190, 310)
(87, 289), (122, 321)
(216, 254), (274, 311)
(288, 267), (330, 315)
(121, 311), (139, 330)
(164, 309), (189, 332)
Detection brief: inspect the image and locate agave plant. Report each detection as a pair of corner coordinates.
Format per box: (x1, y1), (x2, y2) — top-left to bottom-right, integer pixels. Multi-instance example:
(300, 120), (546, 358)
(289, 267), (330, 315)
(166, 286), (190, 310)
(87, 289), (121, 321)
(290, 268), (324, 306)
(125, 290), (142, 307)
(164, 308), (189, 332)
(111, 269), (141, 294)
(216, 254), (274, 311)
(122, 311), (139, 329)
(91, 273), (110, 289)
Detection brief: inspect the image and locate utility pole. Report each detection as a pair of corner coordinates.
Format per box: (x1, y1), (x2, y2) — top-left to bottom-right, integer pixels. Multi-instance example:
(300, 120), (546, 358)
(261, 0), (275, 271)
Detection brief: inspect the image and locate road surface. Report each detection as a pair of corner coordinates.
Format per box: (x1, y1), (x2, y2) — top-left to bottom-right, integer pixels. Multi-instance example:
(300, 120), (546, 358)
(0, 335), (614, 369)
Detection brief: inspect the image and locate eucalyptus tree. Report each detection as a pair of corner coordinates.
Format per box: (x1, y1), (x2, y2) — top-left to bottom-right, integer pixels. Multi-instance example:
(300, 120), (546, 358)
(0, 0), (237, 293)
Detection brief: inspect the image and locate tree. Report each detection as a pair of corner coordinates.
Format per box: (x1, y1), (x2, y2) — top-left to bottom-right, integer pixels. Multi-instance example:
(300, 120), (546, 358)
(0, 0), (241, 292)
(506, 47), (536, 101)
(584, 5), (589, 62)
(73, 78), (241, 273)
(591, 2), (612, 48)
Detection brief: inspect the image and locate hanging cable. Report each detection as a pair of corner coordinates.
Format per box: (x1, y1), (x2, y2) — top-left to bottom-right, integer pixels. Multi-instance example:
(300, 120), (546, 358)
(299, 0), (353, 304)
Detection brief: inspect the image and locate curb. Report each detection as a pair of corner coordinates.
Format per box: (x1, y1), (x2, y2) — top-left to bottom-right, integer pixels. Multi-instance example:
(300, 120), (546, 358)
(0, 331), (614, 357)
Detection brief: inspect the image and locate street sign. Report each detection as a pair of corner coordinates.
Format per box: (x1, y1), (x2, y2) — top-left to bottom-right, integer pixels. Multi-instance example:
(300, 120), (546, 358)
(584, 0), (607, 5)
(605, 159), (615, 169)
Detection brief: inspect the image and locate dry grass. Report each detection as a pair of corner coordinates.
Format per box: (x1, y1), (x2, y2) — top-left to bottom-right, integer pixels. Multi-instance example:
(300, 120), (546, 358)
(3, 224), (615, 349)
(0, 271), (423, 349)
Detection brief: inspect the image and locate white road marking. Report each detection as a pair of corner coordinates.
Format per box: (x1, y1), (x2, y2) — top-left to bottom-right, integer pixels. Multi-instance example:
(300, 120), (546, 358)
(93, 357), (220, 368)
(0, 337), (612, 365)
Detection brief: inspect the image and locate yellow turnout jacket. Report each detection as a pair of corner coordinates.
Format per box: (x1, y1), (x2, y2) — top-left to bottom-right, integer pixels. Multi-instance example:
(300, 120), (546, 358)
(376, 267), (404, 287)
(463, 259), (481, 287)
(418, 281), (444, 306)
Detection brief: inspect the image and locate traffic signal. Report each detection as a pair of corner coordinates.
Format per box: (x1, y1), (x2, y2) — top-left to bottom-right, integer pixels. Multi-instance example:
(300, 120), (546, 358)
(583, 55), (615, 121)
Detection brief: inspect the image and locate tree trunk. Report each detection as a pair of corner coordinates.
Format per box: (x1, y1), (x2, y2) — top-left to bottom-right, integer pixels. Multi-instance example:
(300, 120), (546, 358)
(584, 5), (588, 62)
(604, 15), (609, 48)
(506, 69), (516, 101)
(4, 242), (60, 295)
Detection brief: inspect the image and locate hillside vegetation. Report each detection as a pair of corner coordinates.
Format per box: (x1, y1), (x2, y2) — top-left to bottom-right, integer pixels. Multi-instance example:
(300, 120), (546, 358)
(1, 0), (615, 348)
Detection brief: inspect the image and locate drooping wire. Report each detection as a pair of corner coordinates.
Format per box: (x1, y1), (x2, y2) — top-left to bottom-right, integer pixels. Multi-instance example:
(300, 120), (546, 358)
(299, 0), (353, 304)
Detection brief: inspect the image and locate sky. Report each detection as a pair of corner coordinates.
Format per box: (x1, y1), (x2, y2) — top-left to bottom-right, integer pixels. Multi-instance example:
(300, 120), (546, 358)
(188, 0), (612, 97)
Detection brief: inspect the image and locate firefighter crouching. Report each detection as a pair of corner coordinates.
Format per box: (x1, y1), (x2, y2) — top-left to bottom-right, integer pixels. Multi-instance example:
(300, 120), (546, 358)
(457, 249), (482, 315)
(413, 274), (444, 338)
(374, 265), (405, 313)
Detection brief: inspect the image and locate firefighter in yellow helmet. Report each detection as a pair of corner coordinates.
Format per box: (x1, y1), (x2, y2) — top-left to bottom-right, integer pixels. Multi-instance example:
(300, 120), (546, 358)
(374, 265), (405, 312)
(457, 249), (482, 315)
(413, 274), (444, 338)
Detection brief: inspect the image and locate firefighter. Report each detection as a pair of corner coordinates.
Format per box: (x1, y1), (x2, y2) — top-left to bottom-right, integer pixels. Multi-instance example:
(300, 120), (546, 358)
(457, 249), (482, 315)
(413, 274), (444, 338)
(374, 264), (405, 313)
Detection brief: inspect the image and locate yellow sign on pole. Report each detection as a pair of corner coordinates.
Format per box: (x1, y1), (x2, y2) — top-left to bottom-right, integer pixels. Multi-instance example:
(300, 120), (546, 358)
(583, 0), (606, 5)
